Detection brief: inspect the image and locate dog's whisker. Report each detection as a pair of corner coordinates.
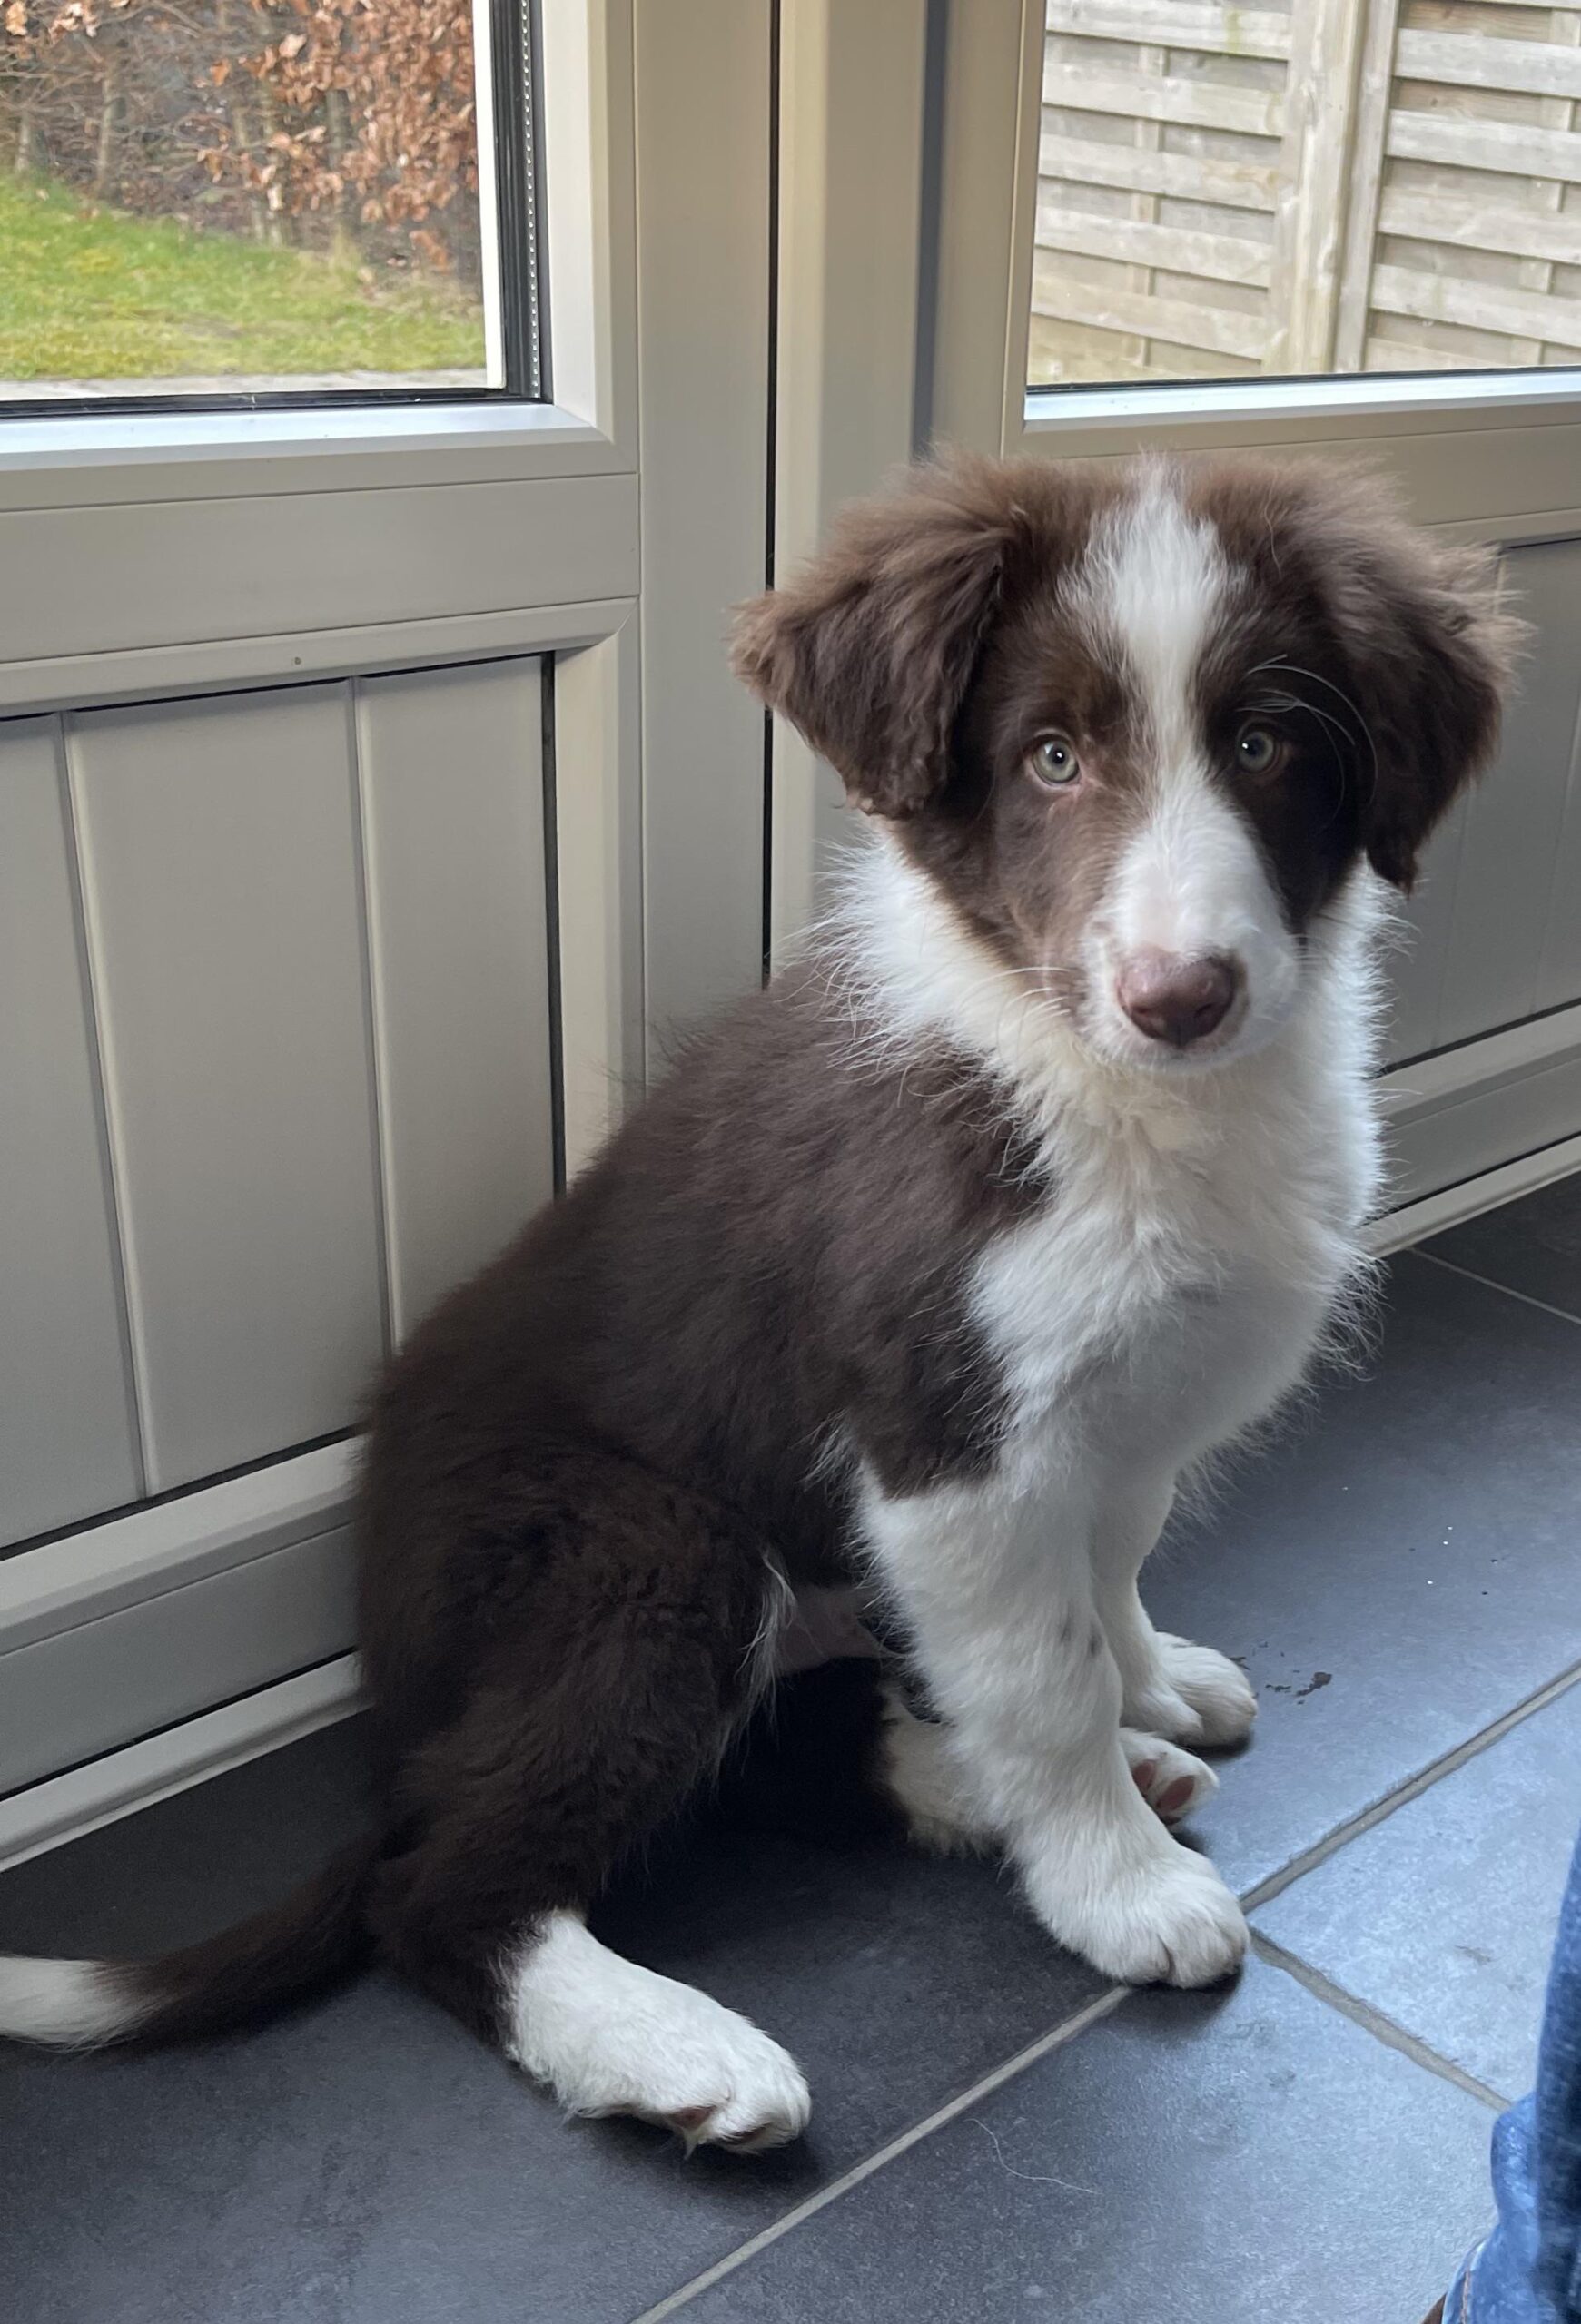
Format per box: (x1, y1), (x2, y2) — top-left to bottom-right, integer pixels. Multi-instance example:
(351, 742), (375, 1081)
(1249, 656), (1381, 804)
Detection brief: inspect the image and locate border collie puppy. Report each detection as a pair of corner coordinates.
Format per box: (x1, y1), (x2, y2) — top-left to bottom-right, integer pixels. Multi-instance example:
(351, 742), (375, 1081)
(0, 455), (1518, 2152)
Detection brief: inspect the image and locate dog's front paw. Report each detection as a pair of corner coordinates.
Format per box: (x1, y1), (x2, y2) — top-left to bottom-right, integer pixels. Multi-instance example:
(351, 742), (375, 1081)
(1028, 1837), (1248, 1988)
(1122, 1679), (1206, 1748)
(1156, 1637), (1258, 1746)
(1093, 1852), (1248, 1987)
(1122, 1728), (1218, 1824)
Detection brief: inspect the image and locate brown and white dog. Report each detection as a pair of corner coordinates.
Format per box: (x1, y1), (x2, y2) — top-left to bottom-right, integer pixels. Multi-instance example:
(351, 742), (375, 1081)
(0, 455), (1519, 2152)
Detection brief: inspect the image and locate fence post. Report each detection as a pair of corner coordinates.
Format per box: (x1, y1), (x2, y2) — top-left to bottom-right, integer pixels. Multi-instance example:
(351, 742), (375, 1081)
(1128, 34), (1168, 378)
(1332, 0), (1402, 374)
(1265, 0), (1374, 374)
(1516, 7), (1580, 367)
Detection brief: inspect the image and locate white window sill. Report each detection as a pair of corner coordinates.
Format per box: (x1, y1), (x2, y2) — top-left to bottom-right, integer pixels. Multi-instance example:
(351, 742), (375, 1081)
(1018, 367), (1581, 446)
(0, 398), (628, 509)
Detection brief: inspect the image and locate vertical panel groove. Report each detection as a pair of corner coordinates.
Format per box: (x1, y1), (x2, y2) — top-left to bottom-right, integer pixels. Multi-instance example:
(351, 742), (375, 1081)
(553, 620), (645, 1176)
(541, 656), (568, 1196)
(356, 660), (553, 1331)
(71, 686), (386, 1486)
(59, 713), (153, 1500)
(634, 0), (771, 1034)
(1420, 792), (1472, 1062)
(635, 619), (649, 1092)
(1431, 540), (1581, 1049)
(763, 0), (782, 988)
(1536, 694), (1581, 1012)
(348, 676), (398, 1364)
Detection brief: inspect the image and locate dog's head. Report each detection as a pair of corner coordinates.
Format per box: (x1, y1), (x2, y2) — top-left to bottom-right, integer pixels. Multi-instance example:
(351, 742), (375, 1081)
(733, 455), (1522, 1071)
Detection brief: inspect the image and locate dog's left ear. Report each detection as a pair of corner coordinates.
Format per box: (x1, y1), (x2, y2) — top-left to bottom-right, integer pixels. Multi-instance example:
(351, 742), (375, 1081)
(1319, 489), (1526, 891)
(731, 457), (1019, 818)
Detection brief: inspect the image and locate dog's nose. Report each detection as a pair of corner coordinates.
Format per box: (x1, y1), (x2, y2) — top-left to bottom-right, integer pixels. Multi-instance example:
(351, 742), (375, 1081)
(1116, 950), (1239, 1048)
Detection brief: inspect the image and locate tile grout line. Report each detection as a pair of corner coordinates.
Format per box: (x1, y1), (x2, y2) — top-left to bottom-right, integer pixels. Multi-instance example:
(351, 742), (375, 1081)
(1250, 1931), (1509, 2112)
(1410, 1247), (1581, 1335)
(636, 1657), (1581, 2318)
(1241, 1654), (1581, 1916)
(628, 1986), (1129, 2323)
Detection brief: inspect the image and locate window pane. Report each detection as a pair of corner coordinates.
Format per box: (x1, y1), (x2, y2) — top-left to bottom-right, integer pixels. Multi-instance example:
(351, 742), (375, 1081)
(1030, 0), (1581, 389)
(0, 0), (525, 400)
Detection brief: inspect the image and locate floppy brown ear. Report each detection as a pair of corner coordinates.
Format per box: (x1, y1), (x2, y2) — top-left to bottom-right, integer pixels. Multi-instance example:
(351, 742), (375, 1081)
(1316, 486), (1526, 890)
(730, 457), (1021, 818)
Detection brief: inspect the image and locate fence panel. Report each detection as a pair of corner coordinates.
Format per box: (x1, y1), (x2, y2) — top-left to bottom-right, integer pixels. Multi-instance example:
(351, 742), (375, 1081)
(1033, 0), (1581, 383)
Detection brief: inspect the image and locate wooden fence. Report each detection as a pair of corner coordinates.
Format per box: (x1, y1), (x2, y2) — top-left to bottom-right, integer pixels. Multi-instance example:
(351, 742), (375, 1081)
(1033, 0), (1581, 383)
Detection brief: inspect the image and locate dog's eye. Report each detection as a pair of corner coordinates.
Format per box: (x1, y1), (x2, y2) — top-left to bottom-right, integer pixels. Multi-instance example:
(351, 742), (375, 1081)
(1027, 734), (1081, 790)
(1235, 724), (1282, 776)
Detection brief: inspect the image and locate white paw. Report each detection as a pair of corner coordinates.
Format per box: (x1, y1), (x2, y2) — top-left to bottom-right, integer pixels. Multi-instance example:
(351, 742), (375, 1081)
(1121, 1680), (1206, 1749)
(623, 2014), (813, 2152)
(503, 1915), (811, 2152)
(1121, 1728), (1219, 1825)
(1026, 1833), (1248, 1989)
(1157, 1637), (1258, 1746)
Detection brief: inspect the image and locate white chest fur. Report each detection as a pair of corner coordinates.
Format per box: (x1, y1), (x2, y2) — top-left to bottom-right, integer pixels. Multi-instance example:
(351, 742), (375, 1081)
(970, 1021), (1378, 1487)
(837, 835), (1387, 1502)
(836, 848), (1386, 1998)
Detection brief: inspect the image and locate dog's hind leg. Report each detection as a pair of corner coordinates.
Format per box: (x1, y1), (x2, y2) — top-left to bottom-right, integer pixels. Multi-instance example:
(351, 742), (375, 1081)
(367, 1458), (810, 2151)
(723, 1661), (1216, 1856)
(721, 1659), (994, 1856)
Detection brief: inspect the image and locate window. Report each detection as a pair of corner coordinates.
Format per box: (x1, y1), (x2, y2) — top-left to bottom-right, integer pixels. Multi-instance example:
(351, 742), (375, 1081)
(1031, 0), (1581, 389)
(0, 0), (541, 405)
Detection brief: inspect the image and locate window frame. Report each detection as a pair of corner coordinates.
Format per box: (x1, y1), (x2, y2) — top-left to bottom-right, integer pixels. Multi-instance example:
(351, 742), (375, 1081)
(0, 0), (546, 421)
(927, 0), (1581, 547)
(0, 0), (640, 635)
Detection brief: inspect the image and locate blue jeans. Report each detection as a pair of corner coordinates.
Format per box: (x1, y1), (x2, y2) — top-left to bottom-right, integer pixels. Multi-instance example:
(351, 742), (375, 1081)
(1444, 1827), (1581, 2322)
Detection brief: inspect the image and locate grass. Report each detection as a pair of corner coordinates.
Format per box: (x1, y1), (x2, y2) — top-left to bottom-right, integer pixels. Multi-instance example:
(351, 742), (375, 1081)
(0, 172), (487, 387)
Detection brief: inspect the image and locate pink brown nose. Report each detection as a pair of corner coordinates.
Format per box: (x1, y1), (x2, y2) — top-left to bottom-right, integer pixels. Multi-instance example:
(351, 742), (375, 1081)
(1115, 950), (1239, 1049)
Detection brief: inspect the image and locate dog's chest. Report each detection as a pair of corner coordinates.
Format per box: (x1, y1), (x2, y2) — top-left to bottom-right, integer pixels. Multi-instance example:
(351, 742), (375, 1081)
(971, 1094), (1367, 1472)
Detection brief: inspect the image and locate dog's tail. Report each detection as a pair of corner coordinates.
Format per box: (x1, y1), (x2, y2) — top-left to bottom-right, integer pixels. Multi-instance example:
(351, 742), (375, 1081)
(0, 1833), (380, 2050)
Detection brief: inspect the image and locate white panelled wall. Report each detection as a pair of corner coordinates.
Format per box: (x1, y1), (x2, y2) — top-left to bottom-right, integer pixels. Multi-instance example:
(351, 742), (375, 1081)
(1384, 537), (1581, 1213)
(1396, 539), (1581, 1062)
(1, 722), (143, 1543)
(0, 661), (554, 1553)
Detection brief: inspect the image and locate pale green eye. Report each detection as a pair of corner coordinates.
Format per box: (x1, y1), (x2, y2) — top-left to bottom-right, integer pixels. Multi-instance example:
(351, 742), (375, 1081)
(1029, 734), (1081, 788)
(1236, 725), (1280, 775)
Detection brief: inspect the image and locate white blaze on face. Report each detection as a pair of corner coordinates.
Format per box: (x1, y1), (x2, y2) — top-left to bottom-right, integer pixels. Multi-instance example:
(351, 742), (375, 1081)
(1084, 468), (1224, 773)
(1074, 471), (1301, 1059)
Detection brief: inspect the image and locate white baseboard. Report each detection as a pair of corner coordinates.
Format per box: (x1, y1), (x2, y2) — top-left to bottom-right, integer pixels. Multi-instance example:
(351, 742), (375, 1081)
(0, 1654), (364, 1876)
(1379, 1000), (1581, 1211)
(1371, 1129), (1581, 1256)
(0, 1442), (359, 1797)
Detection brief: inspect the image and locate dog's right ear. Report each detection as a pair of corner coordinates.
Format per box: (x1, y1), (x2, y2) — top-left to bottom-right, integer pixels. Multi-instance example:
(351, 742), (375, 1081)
(730, 458), (1020, 819)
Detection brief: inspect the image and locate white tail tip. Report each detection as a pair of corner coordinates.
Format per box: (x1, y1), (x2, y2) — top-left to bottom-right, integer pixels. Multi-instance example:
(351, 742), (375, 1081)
(0, 1955), (140, 2048)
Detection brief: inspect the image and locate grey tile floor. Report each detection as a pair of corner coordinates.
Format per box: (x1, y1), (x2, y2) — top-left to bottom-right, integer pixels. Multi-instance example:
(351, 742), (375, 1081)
(5, 1179), (1581, 2323)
